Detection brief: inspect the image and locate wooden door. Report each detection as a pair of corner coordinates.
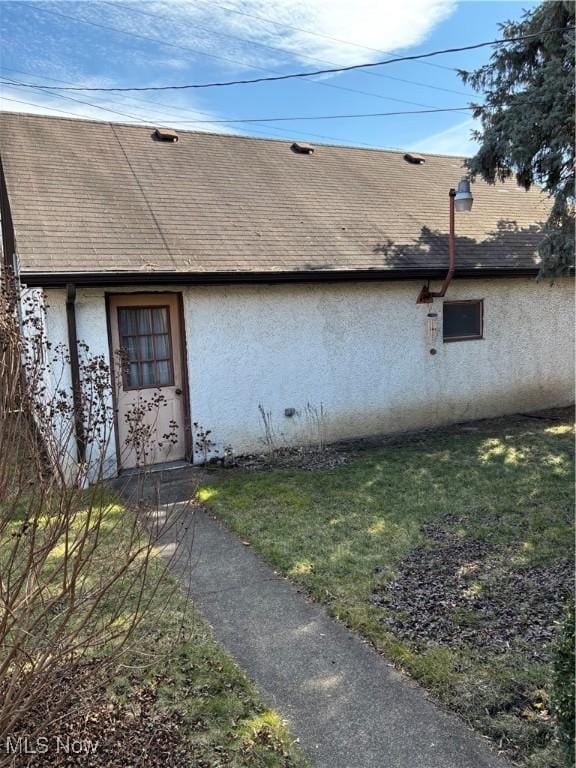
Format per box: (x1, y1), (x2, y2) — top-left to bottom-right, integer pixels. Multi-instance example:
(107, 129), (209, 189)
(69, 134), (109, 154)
(108, 294), (186, 469)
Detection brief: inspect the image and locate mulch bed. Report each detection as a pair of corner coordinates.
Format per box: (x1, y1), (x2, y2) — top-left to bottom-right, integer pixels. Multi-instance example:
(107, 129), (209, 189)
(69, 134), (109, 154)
(372, 516), (574, 661)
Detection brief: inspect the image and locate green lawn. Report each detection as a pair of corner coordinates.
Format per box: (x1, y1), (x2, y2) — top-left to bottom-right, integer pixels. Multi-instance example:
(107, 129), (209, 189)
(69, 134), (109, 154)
(198, 413), (574, 768)
(2, 492), (306, 768)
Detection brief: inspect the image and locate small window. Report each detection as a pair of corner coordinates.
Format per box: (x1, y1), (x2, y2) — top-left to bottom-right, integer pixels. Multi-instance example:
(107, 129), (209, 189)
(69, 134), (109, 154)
(118, 306), (174, 389)
(443, 300), (483, 342)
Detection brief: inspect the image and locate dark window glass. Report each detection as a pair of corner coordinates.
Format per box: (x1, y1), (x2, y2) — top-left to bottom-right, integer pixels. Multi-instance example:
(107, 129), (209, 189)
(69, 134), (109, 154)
(443, 301), (483, 342)
(118, 306), (174, 388)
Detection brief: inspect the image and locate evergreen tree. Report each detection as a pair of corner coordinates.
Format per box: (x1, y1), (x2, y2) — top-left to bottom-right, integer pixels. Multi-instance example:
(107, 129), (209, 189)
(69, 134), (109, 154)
(460, 1), (574, 276)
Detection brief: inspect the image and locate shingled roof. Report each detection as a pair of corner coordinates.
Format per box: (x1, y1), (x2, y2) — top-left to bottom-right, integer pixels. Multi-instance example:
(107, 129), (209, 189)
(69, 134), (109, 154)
(0, 111), (550, 282)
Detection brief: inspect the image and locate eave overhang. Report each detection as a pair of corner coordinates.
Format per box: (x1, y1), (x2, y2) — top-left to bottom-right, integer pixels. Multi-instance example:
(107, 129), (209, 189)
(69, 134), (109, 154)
(19, 267), (542, 288)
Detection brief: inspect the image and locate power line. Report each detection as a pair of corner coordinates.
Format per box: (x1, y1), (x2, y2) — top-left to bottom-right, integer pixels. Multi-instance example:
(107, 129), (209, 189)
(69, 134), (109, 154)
(0, 80), (472, 138)
(0, 90), (388, 149)
(0, 94), (299, 141)
(100, 0), (473, 98)
(0, 95), (107, 121)
(27, 4), (439, 109)
(14, 27), (570, 93)
(0, 67), (473, 150)
(0, 70), (376, 144)
(0, 70), (460, 157)
(148, 107), (473, 125)
(0, 77), (157, 124)
(0, 66), (237, 119)
(1, 77), (470, 125)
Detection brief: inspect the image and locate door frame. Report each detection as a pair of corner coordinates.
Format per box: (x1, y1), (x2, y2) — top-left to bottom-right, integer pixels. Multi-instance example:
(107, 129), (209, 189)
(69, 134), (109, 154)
(105, 290), (192, 473)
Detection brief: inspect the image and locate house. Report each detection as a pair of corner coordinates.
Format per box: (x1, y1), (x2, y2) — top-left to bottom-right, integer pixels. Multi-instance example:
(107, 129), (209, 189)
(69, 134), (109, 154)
(1, 111), (573, 479)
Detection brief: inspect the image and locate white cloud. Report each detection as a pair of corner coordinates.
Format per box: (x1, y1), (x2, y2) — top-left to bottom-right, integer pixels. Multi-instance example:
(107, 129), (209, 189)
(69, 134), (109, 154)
(217, 0), (458, 66)
(410, 118), (479, 157)
(1, 0), (459, 136)
(77, 0), (457, 70)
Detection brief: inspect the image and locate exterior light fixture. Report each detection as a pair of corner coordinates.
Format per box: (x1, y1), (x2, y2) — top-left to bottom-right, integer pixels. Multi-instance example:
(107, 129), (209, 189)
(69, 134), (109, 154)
(416, 177), (475, 303)
(454, 177), (474, 212)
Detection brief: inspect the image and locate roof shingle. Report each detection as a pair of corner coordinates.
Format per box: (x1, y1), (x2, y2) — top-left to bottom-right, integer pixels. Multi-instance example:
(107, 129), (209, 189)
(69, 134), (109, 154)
(0, 112), (550, 276)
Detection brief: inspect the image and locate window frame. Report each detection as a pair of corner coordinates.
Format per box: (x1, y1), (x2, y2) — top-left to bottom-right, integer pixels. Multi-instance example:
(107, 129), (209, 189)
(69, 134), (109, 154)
(442, 299), (484, 343)
(117, 304), (175, 390)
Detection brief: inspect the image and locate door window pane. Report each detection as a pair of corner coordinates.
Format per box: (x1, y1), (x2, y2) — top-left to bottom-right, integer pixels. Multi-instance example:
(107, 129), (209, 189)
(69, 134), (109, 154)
(156, 360), (171, 386)
(128, 362), (139, 387)
(152, 307), (168, 333)
(118, 305), (175, 389)
(124, 336), (137, 358)
(137, 335), (153, 360)
(140, 361), (154, 387)
(123, 309), (138, 335)
(154, 334), (169, 359)
(137, 308), (152, 334)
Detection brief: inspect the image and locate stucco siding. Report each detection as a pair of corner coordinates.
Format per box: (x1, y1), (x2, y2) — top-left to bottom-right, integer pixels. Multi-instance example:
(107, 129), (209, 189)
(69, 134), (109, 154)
(182, 278), (573, 455)
(42, 287), (117, 479)
(40, 277), (573, 477)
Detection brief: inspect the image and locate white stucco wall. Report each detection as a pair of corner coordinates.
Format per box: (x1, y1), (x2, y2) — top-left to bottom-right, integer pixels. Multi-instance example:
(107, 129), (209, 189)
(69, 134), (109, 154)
(19, 287), (77, 480)
(40, 287), (117, 480)
(39, 277), (574, 478)
(182, 278), (574, 454)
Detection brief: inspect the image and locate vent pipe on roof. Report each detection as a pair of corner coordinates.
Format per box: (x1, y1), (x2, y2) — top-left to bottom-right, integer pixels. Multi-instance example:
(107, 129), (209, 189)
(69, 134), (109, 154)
(403, 153), (425, 165)
(154, 128), (179, 142)
(291, 142), (314, 154)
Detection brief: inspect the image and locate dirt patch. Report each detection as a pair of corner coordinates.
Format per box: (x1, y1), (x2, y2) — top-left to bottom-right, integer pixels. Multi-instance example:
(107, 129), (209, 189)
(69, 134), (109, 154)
(372, 517), (574, 661)
(4, 664), (203, 768)
(233, 446), (350, 472)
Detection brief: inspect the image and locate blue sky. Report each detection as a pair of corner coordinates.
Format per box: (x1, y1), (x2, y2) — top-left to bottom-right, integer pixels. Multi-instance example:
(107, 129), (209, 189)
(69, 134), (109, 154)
(0, 0), (536, 155)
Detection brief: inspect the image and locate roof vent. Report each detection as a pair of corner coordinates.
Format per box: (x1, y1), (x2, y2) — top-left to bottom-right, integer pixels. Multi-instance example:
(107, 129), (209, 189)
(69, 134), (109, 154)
(291, 142), (314, 154)
(154, 127), (179, 142)
(403, 153), (425, 165)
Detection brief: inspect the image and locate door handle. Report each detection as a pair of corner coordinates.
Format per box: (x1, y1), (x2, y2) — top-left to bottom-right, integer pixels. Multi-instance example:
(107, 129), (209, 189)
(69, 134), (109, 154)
(175, 388), (182, 395)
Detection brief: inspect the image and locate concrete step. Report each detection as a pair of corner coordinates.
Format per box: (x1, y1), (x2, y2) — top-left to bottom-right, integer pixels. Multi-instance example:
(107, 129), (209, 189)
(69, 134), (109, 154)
(108, 461), (215, 505)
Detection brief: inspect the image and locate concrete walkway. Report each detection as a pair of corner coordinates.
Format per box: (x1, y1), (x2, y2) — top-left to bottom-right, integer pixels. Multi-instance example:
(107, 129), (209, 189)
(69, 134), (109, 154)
(124, 474), (509, 768)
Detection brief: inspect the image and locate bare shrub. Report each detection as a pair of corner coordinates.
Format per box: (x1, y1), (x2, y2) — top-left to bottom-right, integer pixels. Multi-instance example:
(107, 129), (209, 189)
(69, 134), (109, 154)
(256, 402), (328, 459)
(257, 403), (278, 455)
(0, 280), (192, 757)
(193, 422), (215, 465)
(304, 402), (328, 451)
